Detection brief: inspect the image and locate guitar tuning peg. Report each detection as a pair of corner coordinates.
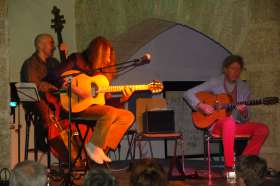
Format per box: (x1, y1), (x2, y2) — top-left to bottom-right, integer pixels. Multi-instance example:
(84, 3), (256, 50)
(52, 6), (60, 14)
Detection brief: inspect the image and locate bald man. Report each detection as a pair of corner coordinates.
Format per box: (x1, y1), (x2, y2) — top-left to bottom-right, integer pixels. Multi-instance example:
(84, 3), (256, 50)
(20, 33), (66, 152)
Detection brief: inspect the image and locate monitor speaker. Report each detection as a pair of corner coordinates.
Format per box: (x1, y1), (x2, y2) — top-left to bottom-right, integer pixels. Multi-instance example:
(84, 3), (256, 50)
(142, 110), (175, 133)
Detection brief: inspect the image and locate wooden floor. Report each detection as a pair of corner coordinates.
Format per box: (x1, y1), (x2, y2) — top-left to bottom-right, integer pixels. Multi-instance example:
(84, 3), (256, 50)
(49, 159), (280, 186)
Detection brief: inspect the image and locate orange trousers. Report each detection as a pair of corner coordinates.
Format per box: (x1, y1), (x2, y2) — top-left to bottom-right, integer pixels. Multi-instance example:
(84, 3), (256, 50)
(77, 104), (134, 150)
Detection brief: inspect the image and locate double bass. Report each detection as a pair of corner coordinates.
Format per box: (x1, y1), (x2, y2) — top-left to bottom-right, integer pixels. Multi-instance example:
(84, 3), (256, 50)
(47, 6), (91, 164)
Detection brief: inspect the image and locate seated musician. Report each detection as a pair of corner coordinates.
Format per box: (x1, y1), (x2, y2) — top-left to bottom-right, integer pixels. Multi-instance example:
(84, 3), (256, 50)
(53, 36), (134, 164)
(184, 55), (269, 172)
(20, 33), (67, 152)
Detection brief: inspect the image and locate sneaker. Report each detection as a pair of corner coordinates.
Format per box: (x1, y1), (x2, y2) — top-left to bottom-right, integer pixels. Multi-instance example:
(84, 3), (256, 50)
(224, 167), (237, 184)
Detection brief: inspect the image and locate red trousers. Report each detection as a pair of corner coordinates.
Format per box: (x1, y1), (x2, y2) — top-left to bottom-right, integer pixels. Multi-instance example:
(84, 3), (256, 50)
(212, 116), (269, 168)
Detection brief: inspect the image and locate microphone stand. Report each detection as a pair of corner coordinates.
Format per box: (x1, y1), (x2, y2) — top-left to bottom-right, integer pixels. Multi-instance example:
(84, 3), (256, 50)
(94, 57), (149, 73)
(63, 76), (73, 186)
(60, 57), (148, 80)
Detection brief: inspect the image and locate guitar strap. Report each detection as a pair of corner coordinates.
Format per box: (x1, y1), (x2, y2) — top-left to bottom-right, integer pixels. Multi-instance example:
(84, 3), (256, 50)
(223, 77), (237, 103)
(224, 78), (249, 123)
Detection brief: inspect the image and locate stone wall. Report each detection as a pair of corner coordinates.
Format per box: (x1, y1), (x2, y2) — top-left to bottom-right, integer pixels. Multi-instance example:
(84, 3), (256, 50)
(0, 0), (9, 168)
(76, 0), (280, 169)
(7, 0), (77, 167)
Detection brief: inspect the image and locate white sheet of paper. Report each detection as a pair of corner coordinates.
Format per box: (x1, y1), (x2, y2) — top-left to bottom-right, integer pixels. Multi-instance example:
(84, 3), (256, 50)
(15, 82), (40, 102)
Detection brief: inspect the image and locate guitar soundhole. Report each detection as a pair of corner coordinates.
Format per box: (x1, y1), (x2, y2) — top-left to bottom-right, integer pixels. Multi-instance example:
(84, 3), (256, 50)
(91, 83), (98, 97)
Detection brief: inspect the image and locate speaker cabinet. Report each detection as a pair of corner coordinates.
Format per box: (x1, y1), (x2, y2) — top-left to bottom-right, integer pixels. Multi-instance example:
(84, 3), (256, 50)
(142, 110), (175, 133)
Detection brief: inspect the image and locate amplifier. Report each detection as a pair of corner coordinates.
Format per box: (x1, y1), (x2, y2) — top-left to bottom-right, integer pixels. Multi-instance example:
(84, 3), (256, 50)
(142, 110), (175, 133)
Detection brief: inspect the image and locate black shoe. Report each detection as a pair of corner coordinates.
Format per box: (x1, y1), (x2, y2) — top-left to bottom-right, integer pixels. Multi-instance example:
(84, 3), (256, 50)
(37, 138), (49, 153)
(267, 168), (279, 177)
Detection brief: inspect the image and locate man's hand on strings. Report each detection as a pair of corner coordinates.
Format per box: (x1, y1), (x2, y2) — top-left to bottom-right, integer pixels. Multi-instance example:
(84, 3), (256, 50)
(59, 42), (68, 56)
(197, 102), (214, 115)
(120, 87), (133, 103)
(62, 78), (91, 99)
(236, 104), (247, 113)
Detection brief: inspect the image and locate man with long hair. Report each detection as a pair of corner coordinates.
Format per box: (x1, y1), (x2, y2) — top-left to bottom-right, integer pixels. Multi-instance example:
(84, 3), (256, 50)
(54, 36), (134, 164)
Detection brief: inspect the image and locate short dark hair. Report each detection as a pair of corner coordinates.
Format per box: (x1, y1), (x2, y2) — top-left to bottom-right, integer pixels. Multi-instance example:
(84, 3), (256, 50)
(9, 160), (47, 186)
(223, 55), (244, 69)
(83, 168), (118, 186)
(238, 155), (267, 186)
(130, 159), (167, 186)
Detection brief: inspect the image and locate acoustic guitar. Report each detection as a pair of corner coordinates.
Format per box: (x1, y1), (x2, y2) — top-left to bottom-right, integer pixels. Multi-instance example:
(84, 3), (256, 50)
(60, 70), (164, 112)
(192, 92), (279, 129)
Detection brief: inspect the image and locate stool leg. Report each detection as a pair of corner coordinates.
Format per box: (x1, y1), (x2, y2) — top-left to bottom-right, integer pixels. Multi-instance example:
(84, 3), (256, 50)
(219, 141), (223, 162)
(47, 148), (51, 169)
(148, 141), (154, 158)
(138, 141), (143, 159)
(180, 136), (185, 173)
(207, 136), (212, 182)
(168, 139), (178, 177)
(132, 137), (137, 160)
(204, 135), (208, 160)
(24, 119), (30, 160)
(34, 121), (38, 161)
(164, 139), (168, 158)
(125, 132), (135, 160)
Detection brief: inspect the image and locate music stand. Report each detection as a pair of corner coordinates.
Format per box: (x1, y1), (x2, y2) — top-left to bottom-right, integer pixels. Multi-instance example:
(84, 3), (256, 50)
(15, 82), (40, 102)
(13, 82), (40, 162)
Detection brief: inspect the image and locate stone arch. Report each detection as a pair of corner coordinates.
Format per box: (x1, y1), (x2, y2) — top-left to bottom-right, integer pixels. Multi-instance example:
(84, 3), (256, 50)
(112, 18), (230, 63)
(112, 18), (231, 83)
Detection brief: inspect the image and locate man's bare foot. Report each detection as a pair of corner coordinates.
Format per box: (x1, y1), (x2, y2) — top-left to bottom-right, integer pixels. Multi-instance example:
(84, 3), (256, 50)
(85, 143), (111, 164)
(101, 150), (112, 163)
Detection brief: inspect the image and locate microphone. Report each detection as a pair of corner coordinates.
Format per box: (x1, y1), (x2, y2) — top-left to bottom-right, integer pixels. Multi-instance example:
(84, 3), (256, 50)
(136, 53), (151, 66)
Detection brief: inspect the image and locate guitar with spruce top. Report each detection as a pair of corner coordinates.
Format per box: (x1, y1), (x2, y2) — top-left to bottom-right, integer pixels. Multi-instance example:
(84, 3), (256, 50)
(60, 70), (164, 112)
(192, 91), (279, 129)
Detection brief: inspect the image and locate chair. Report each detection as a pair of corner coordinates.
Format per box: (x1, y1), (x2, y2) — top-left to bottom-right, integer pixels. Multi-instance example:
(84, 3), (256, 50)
(57, 113), (96, 169)
(203, 130), (250, 160)
(204, 130), (250, 178)
(132, 98), (185, 178)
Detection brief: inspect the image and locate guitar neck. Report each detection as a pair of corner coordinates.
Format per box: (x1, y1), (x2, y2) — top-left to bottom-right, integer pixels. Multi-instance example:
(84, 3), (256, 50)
(56, 33), (67, 63)
(98, 84), (149, 93)
(225, 99), (264, 109)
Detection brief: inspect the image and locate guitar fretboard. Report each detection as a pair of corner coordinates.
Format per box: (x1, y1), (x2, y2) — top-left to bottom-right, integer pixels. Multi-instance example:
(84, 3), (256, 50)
(224, 99), (264, 110)
(97, 85), (149, 93)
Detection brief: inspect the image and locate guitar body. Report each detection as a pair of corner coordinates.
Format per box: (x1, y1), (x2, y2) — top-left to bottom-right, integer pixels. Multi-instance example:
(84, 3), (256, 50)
(60, 70), (163, 112)
(192, 92), (232, 128)
(60, 70), (109, 112)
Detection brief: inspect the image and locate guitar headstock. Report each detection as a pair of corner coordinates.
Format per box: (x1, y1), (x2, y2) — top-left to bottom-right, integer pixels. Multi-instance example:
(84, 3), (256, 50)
(263, 97), (279, 105)
(148, 80), (164, 94)
(51, 6), (65, 34)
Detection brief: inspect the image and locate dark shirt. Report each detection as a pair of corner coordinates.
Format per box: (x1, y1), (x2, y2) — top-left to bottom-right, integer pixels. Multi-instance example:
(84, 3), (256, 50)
(50, 53), (123, 107)
(21, 52), (60, 93)
(48, 53), (94, 87)
(56, 53), (92, 74)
